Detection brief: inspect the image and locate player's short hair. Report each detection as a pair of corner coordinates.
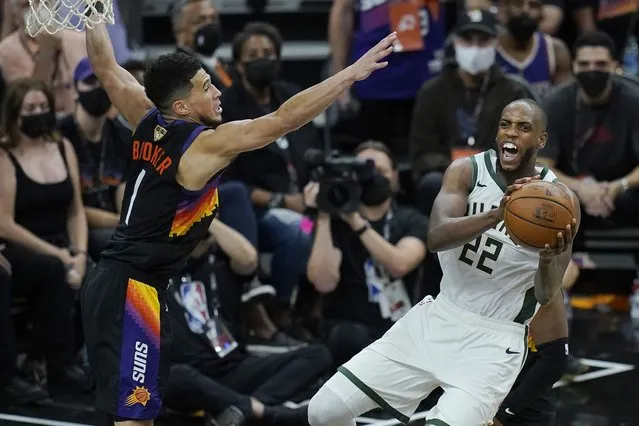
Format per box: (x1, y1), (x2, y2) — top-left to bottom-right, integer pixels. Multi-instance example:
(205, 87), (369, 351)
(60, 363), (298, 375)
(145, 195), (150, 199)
(231, 22), (283, 63)
(353, 140), (398, 170)
(506, 98), (547, 131)
(573, 31), (616, 59)
(144, 52), (203, 112)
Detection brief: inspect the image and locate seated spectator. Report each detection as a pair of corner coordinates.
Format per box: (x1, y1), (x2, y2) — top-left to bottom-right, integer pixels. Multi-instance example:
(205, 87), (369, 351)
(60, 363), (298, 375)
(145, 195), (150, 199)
(0, 248), (48, 405)
(410, 9), (536, 216)
(496, 0), (572, 97)
(171, 0), (235, 90)
(0, 0), (86, 115)
(221, 22), (320, 329)
(165, 216), (331, 426)
(208, 180), (304, 352)
(538, 31), (639, 229)
(0, 78), (90, 396)
(59, 58), (129, 260)
(306, 141), (429, 367)
(328, 0), (445, 156)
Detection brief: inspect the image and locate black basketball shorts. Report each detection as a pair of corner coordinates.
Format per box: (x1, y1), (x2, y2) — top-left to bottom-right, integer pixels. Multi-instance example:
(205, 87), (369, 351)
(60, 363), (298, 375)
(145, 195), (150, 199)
(80, 259), (172, 421)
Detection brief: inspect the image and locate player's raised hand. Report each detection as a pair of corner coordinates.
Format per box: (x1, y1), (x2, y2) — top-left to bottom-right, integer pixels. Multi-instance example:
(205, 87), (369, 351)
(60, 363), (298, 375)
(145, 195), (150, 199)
(497, 175), (541, 220)
(540, 218), (577, 258)
(346, 32), (397, 81)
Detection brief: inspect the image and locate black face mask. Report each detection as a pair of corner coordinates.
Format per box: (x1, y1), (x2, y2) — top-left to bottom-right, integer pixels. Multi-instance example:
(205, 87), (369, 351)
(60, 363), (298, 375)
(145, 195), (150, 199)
(78, 87), (112, 117)
(20, 112), (55, 138)
(194, 22), (222, 56)
(507, 14), (538, 44)
(361, 174), (392, 207)
(244, 57), (279, 90)
(576, 70), (610, 98)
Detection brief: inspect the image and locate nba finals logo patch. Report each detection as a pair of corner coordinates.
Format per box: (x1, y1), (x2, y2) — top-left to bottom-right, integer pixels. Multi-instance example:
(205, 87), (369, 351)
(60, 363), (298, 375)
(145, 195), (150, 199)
(125, 386), (151, 407)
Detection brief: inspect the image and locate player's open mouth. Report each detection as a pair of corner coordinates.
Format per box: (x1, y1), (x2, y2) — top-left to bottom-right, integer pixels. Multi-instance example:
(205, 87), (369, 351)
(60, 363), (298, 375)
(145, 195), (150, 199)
(216, 105), (222, 114)
(501, 142), (519, 161)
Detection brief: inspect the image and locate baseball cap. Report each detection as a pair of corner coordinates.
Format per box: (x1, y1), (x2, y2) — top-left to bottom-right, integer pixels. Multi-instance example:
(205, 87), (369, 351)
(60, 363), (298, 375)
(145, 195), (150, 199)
(74, 57), (95, 83)
(454, 9), (499, 37)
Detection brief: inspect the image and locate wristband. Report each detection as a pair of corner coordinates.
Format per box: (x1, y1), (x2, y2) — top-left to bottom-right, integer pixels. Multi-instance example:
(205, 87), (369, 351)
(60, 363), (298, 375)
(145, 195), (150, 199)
(267, 193), (285, 209)
(354, 222), (370, 236)
(620, 177), (630, 192)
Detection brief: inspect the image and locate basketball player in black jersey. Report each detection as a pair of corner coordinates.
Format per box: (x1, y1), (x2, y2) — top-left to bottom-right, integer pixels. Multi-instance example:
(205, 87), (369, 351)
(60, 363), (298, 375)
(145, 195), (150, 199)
(79, 18), (397, 426)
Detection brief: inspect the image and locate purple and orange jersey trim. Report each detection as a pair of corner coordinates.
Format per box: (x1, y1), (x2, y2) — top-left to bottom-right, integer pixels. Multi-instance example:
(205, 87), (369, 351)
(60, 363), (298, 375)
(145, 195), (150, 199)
(116, 279), (163, 419)
(169, 179), (220, 238)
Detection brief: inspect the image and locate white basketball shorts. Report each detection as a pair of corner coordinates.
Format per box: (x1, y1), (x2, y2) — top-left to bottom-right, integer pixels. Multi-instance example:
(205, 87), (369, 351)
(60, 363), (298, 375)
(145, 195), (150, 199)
(330, 294), (529, 425)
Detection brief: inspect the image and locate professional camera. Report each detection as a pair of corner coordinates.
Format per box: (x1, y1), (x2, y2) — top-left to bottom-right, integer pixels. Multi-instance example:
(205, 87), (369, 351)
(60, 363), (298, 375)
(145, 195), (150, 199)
(305, 149), (375, 214)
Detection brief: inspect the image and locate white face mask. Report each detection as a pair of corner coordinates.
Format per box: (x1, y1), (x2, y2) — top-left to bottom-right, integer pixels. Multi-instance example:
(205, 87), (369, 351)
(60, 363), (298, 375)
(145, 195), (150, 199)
(454, 43), (496, 75)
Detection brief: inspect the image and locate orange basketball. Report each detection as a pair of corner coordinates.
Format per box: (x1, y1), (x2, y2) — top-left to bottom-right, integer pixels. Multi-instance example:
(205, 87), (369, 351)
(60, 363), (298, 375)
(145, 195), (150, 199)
(504, 181), (578, 249)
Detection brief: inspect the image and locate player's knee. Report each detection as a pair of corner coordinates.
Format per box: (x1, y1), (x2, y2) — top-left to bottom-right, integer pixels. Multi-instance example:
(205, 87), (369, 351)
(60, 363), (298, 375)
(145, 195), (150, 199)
(308, 386), (354, 426)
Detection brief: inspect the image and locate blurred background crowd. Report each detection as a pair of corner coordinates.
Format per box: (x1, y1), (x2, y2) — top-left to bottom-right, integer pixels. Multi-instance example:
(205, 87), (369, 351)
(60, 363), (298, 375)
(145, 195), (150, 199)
(0, 0), (638, 424)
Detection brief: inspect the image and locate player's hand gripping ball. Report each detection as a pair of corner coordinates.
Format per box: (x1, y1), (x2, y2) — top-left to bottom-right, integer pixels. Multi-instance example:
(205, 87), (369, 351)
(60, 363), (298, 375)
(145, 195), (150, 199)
(504, 180), (579, 250)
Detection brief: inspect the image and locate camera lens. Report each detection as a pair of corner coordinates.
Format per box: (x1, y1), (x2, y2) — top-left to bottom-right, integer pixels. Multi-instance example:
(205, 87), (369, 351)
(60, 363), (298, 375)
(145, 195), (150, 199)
(327, 183), (351, 208)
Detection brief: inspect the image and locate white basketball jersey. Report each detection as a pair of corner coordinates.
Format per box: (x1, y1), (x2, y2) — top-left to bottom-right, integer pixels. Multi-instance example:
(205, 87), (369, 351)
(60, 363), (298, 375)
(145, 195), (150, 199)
(438, 150), (558, 325)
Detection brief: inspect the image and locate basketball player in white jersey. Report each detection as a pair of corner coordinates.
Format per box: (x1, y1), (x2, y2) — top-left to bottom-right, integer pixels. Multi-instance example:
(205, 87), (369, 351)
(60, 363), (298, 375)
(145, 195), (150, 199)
(307, 98), (579, 426)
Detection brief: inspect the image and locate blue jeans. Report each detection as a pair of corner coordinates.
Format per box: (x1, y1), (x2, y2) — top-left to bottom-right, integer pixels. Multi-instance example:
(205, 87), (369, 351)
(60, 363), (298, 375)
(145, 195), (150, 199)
(217, 182), (258, 248)
(257, 208), (312, 304)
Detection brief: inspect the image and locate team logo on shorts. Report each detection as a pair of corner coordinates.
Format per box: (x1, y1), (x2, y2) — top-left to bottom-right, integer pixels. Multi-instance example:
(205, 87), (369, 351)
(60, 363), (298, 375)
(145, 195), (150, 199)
(125, 386), (151, 407)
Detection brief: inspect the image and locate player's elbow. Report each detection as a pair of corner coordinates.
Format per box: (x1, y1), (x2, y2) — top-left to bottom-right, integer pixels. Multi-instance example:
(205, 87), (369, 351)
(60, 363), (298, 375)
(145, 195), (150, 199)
(426, 231), (444, 253)
(534, 285), (554, 306)
(273, 108), (300, 133)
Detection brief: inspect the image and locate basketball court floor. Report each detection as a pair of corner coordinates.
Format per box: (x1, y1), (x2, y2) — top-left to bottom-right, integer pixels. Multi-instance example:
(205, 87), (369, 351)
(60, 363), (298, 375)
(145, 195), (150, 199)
(1, 308), (637, 426)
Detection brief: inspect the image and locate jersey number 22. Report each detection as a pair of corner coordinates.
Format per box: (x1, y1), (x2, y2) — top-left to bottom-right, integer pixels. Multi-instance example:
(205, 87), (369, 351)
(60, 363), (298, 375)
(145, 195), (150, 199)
(459, 236), (504, 274)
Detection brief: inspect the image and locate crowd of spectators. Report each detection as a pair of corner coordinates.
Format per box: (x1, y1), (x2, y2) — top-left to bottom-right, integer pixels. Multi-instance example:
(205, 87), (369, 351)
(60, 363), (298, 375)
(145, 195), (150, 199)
(0, 0), (638, 425)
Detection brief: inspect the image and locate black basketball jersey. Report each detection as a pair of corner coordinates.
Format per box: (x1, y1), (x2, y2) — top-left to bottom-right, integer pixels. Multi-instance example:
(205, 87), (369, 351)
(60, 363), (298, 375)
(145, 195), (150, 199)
(101, 108), (223, 277)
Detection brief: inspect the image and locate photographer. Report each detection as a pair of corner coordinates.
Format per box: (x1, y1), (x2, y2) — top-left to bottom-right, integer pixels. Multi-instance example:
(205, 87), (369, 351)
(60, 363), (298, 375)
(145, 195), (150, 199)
(305, 141), (429, 367)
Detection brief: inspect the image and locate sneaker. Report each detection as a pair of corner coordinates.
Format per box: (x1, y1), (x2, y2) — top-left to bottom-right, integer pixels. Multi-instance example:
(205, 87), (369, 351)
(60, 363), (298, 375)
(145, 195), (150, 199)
(241, 277), (276, 304)
(246, 331), (308, 355)
(207, 405), (245, 426)
(0, 376), (49, 406)
(562, 355), (589, 382)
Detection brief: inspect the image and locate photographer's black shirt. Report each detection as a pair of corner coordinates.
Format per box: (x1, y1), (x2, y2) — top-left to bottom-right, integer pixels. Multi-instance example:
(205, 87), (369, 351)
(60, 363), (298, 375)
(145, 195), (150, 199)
(323, 205), (429, 331)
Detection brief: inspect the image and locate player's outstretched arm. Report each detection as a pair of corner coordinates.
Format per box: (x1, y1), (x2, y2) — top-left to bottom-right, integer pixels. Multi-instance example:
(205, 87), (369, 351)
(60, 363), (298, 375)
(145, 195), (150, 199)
(201, 33), (396, 159)
(86, 23), (153, 128)
(427, 158), (501, 252)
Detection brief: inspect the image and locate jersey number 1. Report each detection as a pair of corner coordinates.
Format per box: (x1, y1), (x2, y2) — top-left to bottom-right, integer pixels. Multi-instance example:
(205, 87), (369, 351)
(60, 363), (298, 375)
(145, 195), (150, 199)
(459, 236), (504, 274)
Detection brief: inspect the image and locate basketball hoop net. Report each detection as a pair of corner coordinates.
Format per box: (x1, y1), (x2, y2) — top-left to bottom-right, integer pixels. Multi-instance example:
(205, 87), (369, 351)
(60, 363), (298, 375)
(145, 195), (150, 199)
(25, 0), (114, 37)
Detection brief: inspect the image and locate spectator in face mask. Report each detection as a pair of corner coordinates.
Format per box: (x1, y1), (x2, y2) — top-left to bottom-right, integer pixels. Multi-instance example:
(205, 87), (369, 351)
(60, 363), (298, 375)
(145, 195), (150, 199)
(171, 0), (235, 91)
(57, 57), (129, 261)
(496, 0), (572, 98)
(539, 31), (639, 229)
(221, 22), (323, 342)
(410, 9), (536, 217)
